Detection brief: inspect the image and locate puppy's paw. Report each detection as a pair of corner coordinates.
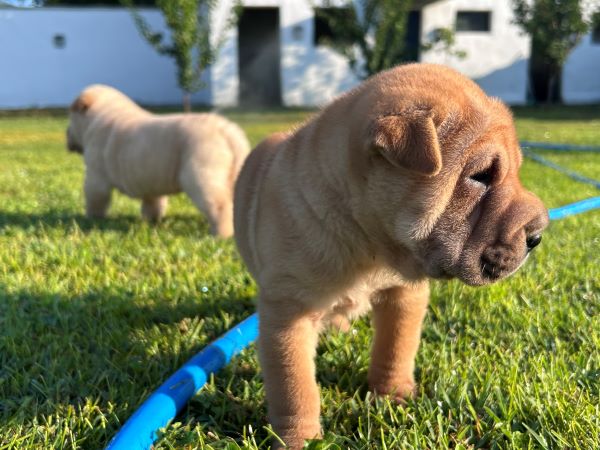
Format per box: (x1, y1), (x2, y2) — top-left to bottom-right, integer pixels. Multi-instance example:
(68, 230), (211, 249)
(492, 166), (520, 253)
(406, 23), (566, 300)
(141, 196), (168, 223)
(272, 432), (322, 450)
(272, 436), (306, 450)
(271, 419), (322, 450)
(369, 378), (417, 403)
(327, 313), (351, 333)
(86, 210), (107, 219)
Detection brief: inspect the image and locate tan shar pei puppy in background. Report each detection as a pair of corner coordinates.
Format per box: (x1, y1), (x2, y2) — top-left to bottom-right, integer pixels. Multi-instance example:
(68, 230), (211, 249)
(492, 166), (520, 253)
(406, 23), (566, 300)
(234, 64), (549, 448)
(67, 85), (249, 237)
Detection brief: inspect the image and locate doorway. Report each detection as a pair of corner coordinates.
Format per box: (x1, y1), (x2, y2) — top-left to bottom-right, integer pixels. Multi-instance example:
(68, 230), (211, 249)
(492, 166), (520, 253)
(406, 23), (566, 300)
(237, 7), (282, 107)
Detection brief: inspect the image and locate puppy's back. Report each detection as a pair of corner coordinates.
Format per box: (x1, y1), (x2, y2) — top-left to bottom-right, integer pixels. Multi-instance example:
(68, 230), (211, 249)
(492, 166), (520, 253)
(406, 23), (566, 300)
(200, 114), (250, 189)
(71, 84), (146, 117)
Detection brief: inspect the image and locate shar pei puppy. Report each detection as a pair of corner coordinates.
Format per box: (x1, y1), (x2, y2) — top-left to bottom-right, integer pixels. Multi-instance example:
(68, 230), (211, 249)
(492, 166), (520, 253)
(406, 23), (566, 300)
(67, 85), (249, 237)
(234, 64), (549, 448)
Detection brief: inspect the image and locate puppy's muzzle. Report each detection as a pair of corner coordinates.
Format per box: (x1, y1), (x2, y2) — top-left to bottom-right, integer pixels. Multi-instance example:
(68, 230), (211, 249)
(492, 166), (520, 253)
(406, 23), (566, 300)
(479, 197), (548, 282)
(66, 128), (83, 154)
(480, 244), (521, 281)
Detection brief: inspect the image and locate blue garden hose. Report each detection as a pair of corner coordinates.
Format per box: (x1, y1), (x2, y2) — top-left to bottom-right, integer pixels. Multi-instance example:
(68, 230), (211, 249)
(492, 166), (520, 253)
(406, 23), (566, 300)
(549, 196), (600, 220)
(521, 141), (600, 152)
(105, 313), (259, 450)
(106, 143), (600, 450)
(523, 150), (600, 189)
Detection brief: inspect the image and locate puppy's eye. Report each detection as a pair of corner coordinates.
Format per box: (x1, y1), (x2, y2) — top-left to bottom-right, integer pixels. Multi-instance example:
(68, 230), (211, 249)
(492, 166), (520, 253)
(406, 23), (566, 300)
(469, 167), (493, 187)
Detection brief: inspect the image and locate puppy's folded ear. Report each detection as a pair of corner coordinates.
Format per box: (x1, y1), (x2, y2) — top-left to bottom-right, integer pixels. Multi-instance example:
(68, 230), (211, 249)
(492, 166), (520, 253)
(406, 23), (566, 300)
(370, 110), (442, 176)
(70, 91), (95, 114)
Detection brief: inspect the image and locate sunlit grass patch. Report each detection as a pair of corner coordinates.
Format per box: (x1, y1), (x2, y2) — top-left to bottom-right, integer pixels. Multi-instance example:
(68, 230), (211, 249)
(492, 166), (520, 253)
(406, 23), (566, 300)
(0, 106), (598, 449)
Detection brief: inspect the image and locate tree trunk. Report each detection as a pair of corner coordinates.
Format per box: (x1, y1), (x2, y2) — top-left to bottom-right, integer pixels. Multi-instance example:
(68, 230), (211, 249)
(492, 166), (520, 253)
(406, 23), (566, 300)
(529, 40), (563, 104)
(183, 93), (191, 113)
(547, 74), (557, 105)
(550, 68), (562, 104)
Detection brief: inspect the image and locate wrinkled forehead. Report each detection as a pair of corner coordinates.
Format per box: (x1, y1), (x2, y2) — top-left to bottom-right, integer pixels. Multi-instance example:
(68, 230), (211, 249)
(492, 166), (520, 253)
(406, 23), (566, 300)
(483, 104), (522, 171)
(439, 100), (522, 171)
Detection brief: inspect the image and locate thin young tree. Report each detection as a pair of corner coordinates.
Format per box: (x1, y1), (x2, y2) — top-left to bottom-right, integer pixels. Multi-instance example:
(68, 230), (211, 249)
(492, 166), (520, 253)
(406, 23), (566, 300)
(122, 0), (239, 112)
(512, 0), (589, 103)
(420, 27), (467, 64)
(315, 0), (414, 79)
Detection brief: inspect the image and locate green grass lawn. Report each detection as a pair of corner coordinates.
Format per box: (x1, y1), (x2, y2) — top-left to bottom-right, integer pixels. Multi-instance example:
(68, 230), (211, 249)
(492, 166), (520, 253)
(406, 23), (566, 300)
(0, 106), (598, 450)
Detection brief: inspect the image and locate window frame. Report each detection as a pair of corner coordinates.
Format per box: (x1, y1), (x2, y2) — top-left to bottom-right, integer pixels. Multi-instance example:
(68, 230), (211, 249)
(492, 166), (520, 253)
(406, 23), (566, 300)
(455, 11), (492, 33)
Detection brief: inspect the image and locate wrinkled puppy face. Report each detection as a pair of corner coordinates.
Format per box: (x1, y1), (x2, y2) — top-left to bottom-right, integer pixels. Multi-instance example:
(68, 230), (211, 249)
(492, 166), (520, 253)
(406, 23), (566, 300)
(65, 90), (94, 154)
(367, 100), (548, 286)
(418, 119), (549, 286)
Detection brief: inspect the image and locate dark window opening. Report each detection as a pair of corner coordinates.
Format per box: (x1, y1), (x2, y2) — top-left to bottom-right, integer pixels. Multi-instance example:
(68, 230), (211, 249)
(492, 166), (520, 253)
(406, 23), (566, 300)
(314, 7), (355, 46)
(53, 34), (66, 49)
(456, 11), (491, 32)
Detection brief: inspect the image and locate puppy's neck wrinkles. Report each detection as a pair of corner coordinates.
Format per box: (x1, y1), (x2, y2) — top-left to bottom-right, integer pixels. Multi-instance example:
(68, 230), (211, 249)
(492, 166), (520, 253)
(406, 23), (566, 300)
(288, 112), (374, 244)
(253, 119), (397, 307)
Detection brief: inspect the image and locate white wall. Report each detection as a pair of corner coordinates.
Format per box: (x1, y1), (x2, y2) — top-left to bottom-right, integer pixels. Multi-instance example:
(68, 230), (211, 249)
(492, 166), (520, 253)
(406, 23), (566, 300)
(3, 2), (599, 109)
(210, 0), (240, 107)
(210, 0), (360, 108)
(563, 33), (600, 104)
(420, 0), (530, 104)
(0, 7), (210, 109)
(278, 0), (360, 107)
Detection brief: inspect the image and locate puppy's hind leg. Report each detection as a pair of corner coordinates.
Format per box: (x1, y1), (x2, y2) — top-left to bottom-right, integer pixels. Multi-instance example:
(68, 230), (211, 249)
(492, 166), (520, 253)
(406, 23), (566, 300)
(368, 283), (429, 401)
(208, 196), (233, 238)
(85, 174), (112, 219)
(180, 169), (233, 238)
(141, 196), (168, 223)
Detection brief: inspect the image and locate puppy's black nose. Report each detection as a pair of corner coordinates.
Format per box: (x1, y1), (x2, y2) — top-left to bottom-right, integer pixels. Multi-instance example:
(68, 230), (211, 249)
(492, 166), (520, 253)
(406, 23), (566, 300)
(526, 234), (542, 252)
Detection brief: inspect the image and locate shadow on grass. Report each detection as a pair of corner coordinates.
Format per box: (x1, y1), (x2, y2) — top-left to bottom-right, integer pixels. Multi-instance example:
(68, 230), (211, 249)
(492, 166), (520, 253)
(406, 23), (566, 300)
(0, 284), (258, 447)
(0, 211), (210, 235)
(512, 104), (600, 121)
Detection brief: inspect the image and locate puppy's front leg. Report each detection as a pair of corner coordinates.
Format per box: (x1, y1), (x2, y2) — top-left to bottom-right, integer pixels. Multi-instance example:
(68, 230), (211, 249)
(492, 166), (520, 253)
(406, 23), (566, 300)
(141, 196), (168, 222)
(258, 303), (322, 449)
(368, 283), (429, 400)
(84, 173), (112, 219)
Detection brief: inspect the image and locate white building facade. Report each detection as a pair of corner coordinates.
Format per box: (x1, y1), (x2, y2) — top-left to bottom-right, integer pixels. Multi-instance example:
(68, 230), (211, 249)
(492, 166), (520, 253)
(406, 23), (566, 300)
(0, 7), (211, 109)
(210, 0), (360, 107)
(1, 0), (599, 109)
(419, 0), (531, 104)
